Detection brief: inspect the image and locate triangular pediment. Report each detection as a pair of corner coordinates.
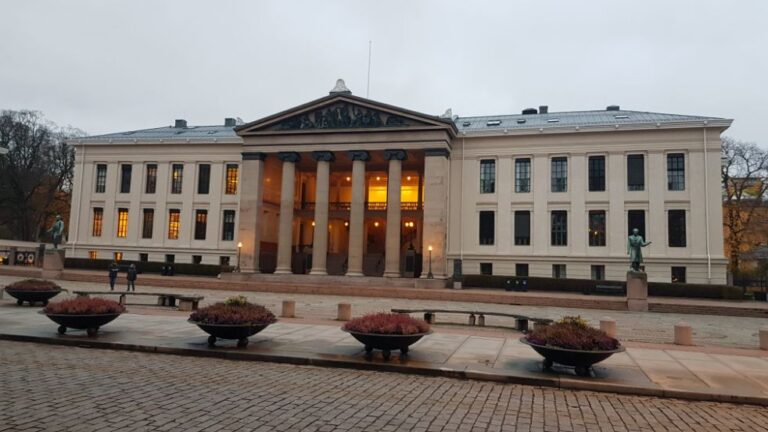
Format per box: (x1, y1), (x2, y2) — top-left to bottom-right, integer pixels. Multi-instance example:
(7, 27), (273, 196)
(235, 94), (456, 136)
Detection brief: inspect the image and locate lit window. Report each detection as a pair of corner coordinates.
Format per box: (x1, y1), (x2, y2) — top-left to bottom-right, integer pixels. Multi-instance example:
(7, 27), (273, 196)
(225, 164), (238, 194)
(168, 209), (180, 239)
(194, 209), (208, 240)
(171, 164), (183, 194)
(116, 208), (128, 238)
(671, 266), (687, 283)
(92, 208), (103, 237)
(114, 251), (123, 262)
(588, 210), (606, 247)
(88, 250), (98, 260)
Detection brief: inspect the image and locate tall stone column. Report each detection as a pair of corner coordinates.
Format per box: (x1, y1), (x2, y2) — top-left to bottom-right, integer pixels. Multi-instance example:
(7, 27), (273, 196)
(384, 150), (406, 278)
(310, 151), (334, 275)
(275, 152), (300, 274)
(346, 150), (369, 276)
(422, 149), (450, 279)
(237, 152), (266, 273)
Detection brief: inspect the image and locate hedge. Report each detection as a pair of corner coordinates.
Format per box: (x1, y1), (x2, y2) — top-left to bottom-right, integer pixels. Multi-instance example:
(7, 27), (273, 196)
(462, 274), (743, 300)
(65, 258), (233, 277)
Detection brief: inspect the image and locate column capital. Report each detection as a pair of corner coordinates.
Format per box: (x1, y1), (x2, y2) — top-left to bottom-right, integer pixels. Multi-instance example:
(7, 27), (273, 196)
(348, 150), (371, 162)
(277, 152), (301, 163)
(312, 151), (335, 162)
(424, 148), (450, 158)
(242, 152), (267, 161)
(384, 149), (407, 161)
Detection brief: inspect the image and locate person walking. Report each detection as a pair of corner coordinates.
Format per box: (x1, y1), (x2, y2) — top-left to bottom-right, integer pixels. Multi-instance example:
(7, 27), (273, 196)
(126, 264), (137, 292)
(108, 261), (119, 291)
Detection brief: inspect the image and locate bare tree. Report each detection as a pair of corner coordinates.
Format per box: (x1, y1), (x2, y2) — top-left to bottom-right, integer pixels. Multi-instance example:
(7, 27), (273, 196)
(721, 136), (768, 273)
(0, 110), (84, 241)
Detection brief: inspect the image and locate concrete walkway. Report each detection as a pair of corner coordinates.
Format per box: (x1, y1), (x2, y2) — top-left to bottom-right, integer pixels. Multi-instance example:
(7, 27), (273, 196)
(1, 302), (767, 406)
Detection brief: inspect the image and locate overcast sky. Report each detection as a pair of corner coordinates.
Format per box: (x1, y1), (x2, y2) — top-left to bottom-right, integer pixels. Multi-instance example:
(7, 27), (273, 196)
(1, 0), (766, 143)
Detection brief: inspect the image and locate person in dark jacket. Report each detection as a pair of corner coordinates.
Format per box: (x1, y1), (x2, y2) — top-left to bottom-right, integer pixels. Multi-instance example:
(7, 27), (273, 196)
(108, 261), (119, 291)
(126, 264), (137, 292)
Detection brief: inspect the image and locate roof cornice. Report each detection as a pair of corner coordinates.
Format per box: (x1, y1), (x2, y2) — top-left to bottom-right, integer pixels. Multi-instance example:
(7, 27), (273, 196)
(457, 119), (733, 138)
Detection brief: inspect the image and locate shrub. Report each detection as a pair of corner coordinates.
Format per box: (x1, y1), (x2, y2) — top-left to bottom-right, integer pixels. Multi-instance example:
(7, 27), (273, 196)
(5, 279), (61, 292)
(224, 295), (249, 306)
(44, 297), (125, 315)
(343, 313), (431, 335)
(526, 316), (620, 351)
(190, 302), (277, 325)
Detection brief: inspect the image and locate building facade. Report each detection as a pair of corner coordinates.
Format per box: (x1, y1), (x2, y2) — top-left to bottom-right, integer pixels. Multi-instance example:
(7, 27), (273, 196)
(67, 80), (731, 284)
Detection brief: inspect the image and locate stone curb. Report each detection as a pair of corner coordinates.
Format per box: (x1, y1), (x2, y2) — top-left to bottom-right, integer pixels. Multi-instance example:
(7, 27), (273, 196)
(2, 332), (767, 407)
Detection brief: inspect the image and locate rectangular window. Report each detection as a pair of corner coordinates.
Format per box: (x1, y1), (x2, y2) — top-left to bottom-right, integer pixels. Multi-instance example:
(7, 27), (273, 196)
(194, 209), (208, 240)
(551, 157), (568, 192)
(551, 210), (568, 246)
(197, 164), (210, 194)
(139, 253), (148, 262)
(222, 210), (236, 241)
(479, 210), (495, 245)
(220, 256), (230, 266)
(515, 158), (531, 193)
(479, 159), (495, 193)
(552, 264), (567, 279)
(668, 210), (687, 247)
(120, 164), (132, 193)
(168, 209), (180, 240)
(145, 164), (157, 194)
(225, 164), (238, 194)
(142, 209), (154, 239)
(193, 255), (202, 265)
(588, 210), (606, 247)
(515, 264), (529, 277)
(514, 211), (531, 245)
(92, 208), (103, 237)
(627, 210), (646, 240)
(165, 254), (175, 264)
(114, 252), (123, 262)
(588, 156), (605, 192)
(116, 208), (128, 238)
(667, 153), (685, 191)
(671, 266), (687, 283)
(88, 250), (97, 260)
(171, 164), (183, 194)
(627, 154), (645, 191)
(591, 265), (605, 281)
(95, 164), (107, 193)
(480, 263), (493, 275)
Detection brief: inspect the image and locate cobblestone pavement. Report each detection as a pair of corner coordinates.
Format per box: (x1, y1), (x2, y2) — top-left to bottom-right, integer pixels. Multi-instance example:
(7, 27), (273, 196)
(1, 275), (766, 349)
(1, 341), (767, 432)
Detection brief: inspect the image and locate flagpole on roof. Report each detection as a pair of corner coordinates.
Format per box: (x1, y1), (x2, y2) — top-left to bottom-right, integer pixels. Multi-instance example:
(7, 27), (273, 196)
(366, 40), (372, 98)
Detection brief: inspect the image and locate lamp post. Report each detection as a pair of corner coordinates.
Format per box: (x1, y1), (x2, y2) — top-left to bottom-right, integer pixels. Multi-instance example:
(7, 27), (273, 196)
(236, 241), (243, 272)
(427, 245), (433, 279)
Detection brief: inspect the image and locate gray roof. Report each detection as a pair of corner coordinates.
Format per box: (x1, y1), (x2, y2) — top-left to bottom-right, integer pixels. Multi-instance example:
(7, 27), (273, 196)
(454, 109), (731, 132)
(75, 125), (239, 142)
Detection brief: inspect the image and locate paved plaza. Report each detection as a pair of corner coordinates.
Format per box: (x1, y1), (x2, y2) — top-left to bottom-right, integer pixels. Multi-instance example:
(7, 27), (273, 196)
(2, 340), (768, 432)
(2, 274), (765, 349)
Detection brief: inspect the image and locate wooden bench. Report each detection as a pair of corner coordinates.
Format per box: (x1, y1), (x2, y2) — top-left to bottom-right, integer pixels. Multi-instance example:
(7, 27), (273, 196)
(72, 291), (204, 311)
(391, 308), (553, 332)
(592, 284), (626, 296)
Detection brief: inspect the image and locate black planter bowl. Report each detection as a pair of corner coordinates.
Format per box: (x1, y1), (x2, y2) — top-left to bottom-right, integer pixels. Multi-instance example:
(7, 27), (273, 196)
(343, 329), (432, 360)
(40, 311), (122, 337)
(520, 337), (625, 376)
(188, 320), (272, 348)
(5, 288), (62, 306)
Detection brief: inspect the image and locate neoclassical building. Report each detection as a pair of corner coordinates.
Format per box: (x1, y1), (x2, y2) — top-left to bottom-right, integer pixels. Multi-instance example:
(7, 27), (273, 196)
(67, 80), (732, 285)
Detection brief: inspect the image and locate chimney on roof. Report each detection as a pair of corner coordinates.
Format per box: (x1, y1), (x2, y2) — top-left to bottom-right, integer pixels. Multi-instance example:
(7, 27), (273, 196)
(224, 118), (237, 127)
(606, 105), (620, 111)
(522, 108), (538, 115)
(174, 119), (187, 128)
(539, 105), (549, 114)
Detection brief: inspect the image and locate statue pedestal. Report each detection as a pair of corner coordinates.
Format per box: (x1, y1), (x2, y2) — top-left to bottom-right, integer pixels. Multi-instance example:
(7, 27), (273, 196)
(626, 271), (648, 312)
(42, 249), (65, 279)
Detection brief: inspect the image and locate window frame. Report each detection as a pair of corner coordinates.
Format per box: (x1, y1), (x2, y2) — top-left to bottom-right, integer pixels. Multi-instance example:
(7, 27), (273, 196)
(514, 158), (531, 193)
(479, 159), (496, 194)
(197, 164), (211, 195)
(552, 264), (567, 279)
(142, 208), (154, 239)
(667, 153), (685, 191)
(550, 210), (568, 246)
(171, 164), (184, 194)
(668, 209), (687, 247)
(167, 209), (181, 240)
(514, 210), (531, 246)
(95, 164), (107, 193)
(225, 164), (239, 195)
(145, 164), (157, 194)
(194, 209), (208, 240)
(222, 210), (236, 241)
(116, 208), (129, 238)
(671, 266), (687, 283)
(627, 154), (645, 191)
(588, 210), (607, 247)
(119, 164), (132, 194)
(551, 157), (568, 192)
(587, 155), (606, 192)
(92, 207), (103, 237)
(478, 210), (495, 246)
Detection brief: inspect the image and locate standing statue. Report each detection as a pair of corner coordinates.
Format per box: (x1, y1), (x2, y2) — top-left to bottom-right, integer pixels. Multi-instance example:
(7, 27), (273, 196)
(47, 215), (64, 249)
(627, 228), (651, 271)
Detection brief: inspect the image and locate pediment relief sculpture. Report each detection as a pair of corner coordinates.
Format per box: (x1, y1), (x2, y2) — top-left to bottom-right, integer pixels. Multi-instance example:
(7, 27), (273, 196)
(273, 102), (411, 131)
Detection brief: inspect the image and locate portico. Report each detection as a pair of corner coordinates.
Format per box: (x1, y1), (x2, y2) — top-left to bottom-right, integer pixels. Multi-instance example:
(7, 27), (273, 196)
(233, 80), (455, 285)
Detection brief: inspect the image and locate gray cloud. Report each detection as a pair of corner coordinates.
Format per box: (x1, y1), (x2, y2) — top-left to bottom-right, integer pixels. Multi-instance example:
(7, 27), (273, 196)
(1, 0), (765, 144)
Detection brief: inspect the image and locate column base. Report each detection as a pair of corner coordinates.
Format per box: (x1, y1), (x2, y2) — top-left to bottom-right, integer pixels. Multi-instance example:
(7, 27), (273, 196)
(345, 271), (364, 277)
(309, 269), (328, 276)
(274, 268), (293, 275)
(384, 272), (401, 278)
